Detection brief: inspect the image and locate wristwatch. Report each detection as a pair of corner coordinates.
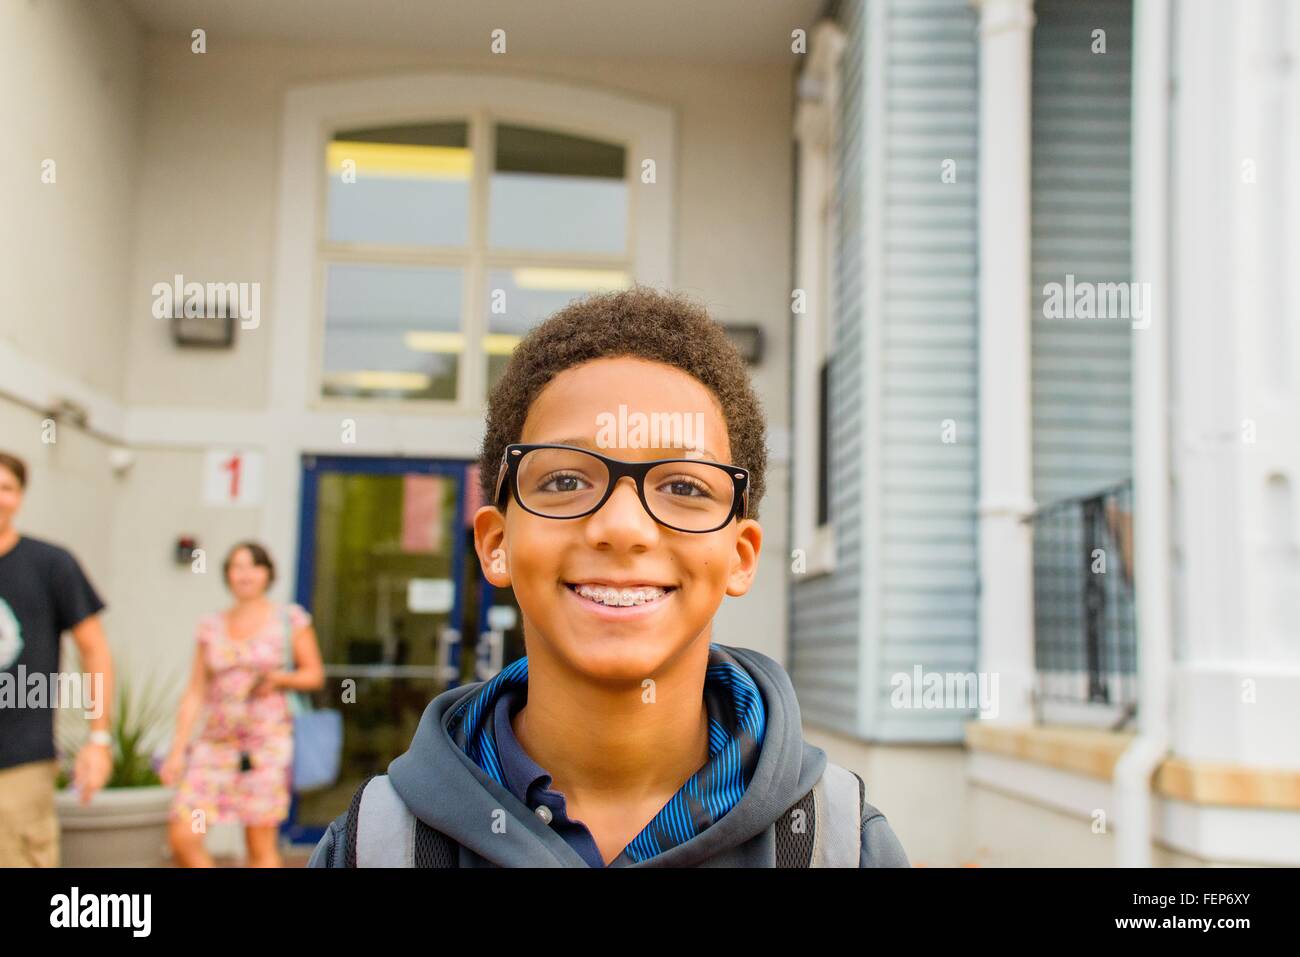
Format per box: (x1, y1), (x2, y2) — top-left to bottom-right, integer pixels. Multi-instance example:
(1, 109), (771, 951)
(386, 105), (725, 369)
(88, 730), (112, 747)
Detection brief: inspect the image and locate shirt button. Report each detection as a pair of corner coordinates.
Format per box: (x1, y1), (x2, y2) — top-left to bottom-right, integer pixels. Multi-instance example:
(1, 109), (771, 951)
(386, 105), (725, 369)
(535, 804), (554, 825)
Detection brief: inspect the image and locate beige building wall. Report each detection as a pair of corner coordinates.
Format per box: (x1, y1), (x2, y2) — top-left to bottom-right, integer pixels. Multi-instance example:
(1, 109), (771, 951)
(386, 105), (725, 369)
(0, 0), (143, 400)
(123, 38), (797, 419)
(14, 24), (798, 683)
(0, 0), (143, 686)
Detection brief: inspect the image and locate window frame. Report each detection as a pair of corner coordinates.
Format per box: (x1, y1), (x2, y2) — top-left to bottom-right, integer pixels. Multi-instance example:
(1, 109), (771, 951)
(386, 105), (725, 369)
(271, 72), (675, 421)
(315, 111), (636, 410)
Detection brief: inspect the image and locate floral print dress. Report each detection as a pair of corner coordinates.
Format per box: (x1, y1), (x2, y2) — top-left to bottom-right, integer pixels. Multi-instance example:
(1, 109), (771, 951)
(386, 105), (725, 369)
(170, 603), (310, 827)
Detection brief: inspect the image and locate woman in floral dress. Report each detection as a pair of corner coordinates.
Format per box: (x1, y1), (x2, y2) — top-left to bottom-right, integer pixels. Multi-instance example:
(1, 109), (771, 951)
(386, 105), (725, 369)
(162, 542), (324, 867)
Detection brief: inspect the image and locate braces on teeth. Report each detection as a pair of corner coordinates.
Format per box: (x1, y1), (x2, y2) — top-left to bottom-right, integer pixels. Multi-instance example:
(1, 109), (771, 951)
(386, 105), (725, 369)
(573, 584), (669, 606)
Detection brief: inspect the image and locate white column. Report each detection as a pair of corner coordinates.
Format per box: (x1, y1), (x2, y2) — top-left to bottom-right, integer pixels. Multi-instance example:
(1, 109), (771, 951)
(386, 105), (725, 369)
(972, 0), (1037, 725)
(792, 20), (845, 577)
(1169, 0), (1300, 771)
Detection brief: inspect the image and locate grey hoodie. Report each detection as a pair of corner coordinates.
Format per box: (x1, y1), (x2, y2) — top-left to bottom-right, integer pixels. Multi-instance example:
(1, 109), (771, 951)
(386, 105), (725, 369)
(308, 644), (908, 867)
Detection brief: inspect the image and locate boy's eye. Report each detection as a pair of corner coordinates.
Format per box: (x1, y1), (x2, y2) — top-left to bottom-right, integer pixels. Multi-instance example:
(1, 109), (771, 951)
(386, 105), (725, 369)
(656, 475), (712, 499)
(537, 470), (593, 494)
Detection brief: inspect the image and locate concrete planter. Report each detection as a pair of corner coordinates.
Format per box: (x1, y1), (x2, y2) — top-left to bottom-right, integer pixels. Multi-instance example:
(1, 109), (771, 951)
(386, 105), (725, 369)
(55, 785), (175, 867)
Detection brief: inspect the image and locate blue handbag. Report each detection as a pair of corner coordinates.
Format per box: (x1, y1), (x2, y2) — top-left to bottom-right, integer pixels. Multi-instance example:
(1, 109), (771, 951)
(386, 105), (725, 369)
(281, 608), (343, 793)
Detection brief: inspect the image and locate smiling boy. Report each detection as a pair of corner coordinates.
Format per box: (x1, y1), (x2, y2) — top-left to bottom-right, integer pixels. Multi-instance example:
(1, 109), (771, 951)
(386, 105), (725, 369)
(309, 286), (908, 868)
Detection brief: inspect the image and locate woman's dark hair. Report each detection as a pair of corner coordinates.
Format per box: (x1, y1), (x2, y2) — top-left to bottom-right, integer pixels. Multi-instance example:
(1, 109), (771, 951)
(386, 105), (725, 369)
(0, 452), (28, 489)
(222, 541), (276, 589)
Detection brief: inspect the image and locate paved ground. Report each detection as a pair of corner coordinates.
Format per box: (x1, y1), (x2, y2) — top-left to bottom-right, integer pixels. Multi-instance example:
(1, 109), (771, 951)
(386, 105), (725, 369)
(181, 850), (313, 867)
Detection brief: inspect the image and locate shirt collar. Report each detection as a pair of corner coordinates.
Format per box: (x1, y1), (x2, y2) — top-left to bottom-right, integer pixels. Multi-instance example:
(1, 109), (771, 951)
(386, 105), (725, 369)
(449, 643), (766, 863)
(492, 686), (550, 805)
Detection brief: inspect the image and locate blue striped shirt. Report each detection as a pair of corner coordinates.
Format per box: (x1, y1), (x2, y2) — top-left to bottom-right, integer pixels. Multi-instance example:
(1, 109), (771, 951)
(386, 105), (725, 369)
(450, 643), (767, 866)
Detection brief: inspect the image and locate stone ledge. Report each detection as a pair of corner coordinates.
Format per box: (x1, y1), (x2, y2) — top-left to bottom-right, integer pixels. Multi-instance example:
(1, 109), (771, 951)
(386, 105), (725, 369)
(964, 722), (1300, 810)
(1156, 758), (1300, 810)
(964, 722), (1135, 779)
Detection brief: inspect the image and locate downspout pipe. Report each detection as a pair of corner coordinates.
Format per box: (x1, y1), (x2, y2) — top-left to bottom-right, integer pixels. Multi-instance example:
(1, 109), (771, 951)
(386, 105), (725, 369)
(1113, 0), (1174, 868)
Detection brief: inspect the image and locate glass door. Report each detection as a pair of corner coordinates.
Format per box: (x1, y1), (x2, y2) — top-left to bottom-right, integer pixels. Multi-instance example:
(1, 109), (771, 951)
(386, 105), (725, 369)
(286, 455), (473, 842)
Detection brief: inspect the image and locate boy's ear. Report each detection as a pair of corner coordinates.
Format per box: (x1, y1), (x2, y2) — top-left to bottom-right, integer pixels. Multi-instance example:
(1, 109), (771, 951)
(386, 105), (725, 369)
(472, 505), (512, 587)
(724, 519), (762, 598)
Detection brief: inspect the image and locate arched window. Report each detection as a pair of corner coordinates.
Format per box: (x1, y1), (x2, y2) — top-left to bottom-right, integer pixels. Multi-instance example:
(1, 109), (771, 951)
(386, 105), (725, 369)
(271, 73), (674, 412)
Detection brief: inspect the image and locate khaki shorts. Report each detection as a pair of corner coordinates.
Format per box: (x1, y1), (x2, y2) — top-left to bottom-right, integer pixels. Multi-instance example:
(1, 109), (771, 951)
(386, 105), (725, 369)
(0, 760), (60, 867)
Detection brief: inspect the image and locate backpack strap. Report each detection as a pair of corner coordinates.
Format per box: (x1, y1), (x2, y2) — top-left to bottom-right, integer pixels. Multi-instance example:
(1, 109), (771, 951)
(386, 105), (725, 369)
(773, 761), (865, 867)
(342, 774), (372, 868)
(351, 774), (416, 866)
(810, 762), (864, 867)
(343, 773), (460, 867)
(413, 818), (459, 867)
(774, 784), (818, 866)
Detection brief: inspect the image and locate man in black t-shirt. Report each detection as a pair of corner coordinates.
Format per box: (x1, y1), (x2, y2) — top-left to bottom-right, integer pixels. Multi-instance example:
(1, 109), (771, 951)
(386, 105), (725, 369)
(0, 451), (114, 866)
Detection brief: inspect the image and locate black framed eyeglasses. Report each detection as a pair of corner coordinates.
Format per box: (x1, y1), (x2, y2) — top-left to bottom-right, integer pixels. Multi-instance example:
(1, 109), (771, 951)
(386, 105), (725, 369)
(493, 443), (750, 534)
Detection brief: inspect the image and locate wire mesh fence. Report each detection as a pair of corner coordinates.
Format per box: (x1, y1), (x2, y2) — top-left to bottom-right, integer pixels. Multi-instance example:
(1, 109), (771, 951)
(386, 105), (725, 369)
(1030, 479), (1137, 729)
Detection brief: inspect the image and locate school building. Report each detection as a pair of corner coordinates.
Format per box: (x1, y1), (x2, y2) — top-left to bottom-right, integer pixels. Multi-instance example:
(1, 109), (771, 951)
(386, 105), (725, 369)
(3, 0), (1297, 865)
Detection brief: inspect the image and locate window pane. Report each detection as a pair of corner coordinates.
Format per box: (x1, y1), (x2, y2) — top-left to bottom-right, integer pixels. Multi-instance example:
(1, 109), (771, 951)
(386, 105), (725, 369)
(489, 124), (627, 254)
(326, 122), (471, 247)
(323, 264), (462, 400)
(485, 267), (630, 393)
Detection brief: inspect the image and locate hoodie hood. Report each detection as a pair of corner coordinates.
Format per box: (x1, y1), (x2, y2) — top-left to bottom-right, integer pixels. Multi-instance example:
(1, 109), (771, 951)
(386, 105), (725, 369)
(387, 642), (828, 867)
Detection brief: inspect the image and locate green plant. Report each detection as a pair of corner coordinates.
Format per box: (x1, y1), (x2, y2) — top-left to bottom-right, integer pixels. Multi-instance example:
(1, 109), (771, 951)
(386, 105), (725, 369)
(56, 672), (177, 790)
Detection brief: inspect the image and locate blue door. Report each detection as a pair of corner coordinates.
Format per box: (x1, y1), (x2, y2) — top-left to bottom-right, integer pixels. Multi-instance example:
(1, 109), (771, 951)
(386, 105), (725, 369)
(282, 454), (523, 845)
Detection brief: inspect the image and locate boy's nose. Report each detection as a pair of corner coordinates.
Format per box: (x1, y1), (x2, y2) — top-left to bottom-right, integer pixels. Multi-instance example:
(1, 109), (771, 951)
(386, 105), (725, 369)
(583, 476), (660, 547)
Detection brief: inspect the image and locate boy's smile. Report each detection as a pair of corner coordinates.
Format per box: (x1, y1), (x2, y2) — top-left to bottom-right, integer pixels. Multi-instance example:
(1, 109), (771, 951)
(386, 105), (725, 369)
(563, 581), (677, 619)
(474, 355), (762, 685)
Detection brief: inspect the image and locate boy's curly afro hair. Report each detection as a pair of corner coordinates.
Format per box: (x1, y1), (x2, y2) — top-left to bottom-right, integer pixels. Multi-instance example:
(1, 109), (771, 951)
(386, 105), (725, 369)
(479, 283), (768, 520)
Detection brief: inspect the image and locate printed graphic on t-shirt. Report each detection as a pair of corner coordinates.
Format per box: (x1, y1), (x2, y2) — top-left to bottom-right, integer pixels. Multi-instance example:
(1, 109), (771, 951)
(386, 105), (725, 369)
(0, 596), (23, 671)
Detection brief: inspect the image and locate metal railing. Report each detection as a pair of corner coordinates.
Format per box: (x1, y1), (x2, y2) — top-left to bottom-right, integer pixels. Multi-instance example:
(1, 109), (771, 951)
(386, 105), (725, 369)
(1029, 479), (1138, 729)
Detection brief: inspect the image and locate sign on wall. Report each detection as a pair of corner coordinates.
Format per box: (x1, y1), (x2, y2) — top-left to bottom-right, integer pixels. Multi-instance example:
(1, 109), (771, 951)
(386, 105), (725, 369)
(202, 449), (264, 507)
(407, 578), (454, 614)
